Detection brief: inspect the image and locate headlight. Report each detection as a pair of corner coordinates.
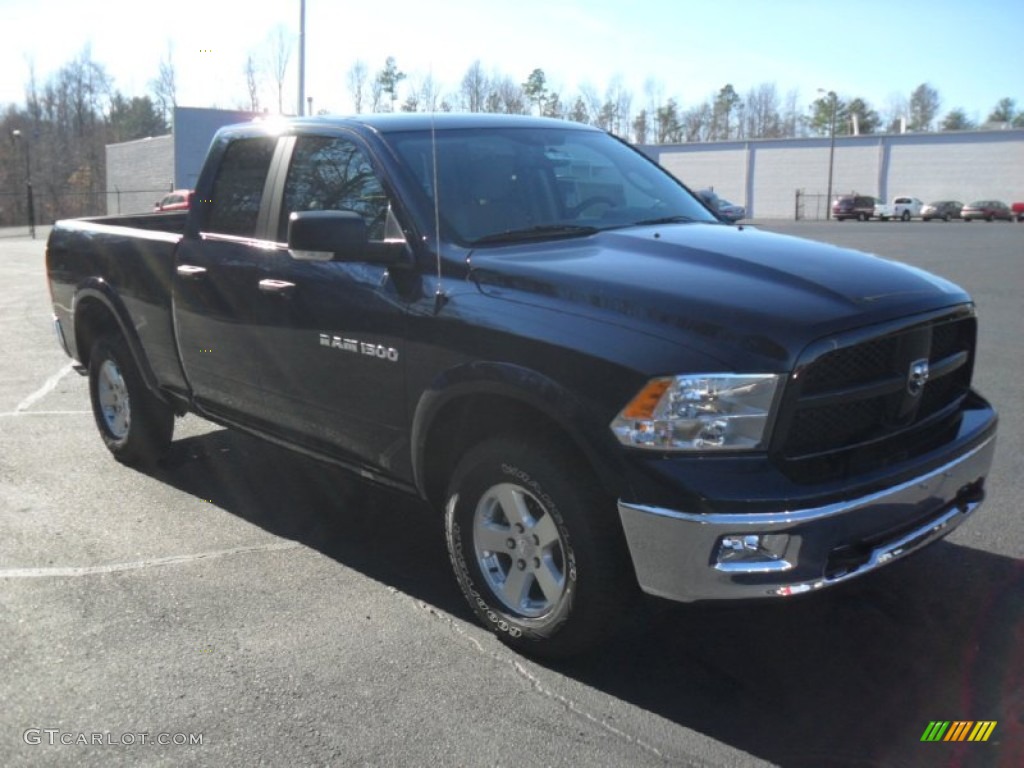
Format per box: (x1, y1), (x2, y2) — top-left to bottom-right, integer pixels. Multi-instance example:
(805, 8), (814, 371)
(610, 374), (782, 451)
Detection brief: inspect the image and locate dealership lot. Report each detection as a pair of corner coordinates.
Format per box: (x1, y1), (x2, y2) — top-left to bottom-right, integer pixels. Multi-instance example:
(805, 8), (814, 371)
(1, 222), (1021, 767)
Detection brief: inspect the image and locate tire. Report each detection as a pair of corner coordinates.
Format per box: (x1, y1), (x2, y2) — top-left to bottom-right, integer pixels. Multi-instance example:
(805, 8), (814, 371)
(857, 213), (867, 222)
(444, 436), (632, 658)
(88, 334), (174, 465)
(986, 215), (993, 222)
(901, 210), (911, 222)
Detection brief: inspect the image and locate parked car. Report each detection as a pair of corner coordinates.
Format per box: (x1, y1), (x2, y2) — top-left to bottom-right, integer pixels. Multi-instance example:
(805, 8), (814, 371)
(873, 198), (895, 221)
(696, 189), (745, 222)
(1011, 202), (1024, 222)
(961, 200), (1013, 222)
(832, 194), (875, 221)
(715, 198), (746, 222)
(875, 196), (924, 221)
(153, 190), (192, 212)
(921, 201), (963, 222)
(891, 196), (924, 221)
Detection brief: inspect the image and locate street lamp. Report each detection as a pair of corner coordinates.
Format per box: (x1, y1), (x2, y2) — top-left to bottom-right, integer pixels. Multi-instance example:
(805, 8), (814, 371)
(10, 129), (35, 239)
(817, 89), (837, 221)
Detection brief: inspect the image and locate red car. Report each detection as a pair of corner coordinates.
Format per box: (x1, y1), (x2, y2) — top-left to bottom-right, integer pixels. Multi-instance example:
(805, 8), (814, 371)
(153, 190), (192, 212)
(1012, 202), (1024, 222)
(961, 200), (1012, 222)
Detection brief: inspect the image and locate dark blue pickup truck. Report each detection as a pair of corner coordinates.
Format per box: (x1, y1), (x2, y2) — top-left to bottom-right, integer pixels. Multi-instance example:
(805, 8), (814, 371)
(46, 114), (997, 657)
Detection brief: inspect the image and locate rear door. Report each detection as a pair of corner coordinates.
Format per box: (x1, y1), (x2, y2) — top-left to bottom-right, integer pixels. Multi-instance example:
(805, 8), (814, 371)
(173, 135), (284, 425)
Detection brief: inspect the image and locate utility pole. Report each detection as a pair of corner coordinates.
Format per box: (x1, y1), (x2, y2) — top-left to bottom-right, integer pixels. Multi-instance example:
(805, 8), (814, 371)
(11, 129), (35, 239)
(818, 89), (837, 221)
(298, 0), (306, 116)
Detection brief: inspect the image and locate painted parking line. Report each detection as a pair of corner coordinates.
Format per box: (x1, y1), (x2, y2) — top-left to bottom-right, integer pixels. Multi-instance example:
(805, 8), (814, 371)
(0, 410), (90, 418)
(15, 363), (74, 412)
(0, 541), (304, 579)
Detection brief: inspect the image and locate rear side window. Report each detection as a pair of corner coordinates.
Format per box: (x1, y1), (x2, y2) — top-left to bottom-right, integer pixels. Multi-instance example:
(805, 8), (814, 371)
(278, 136), (389, 242)
(206, 137), (277, 237)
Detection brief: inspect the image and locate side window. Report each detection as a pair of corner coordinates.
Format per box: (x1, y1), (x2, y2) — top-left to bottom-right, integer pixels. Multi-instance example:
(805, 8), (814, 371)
(279, 136), (389, 242)
(206, 137), (277, 237)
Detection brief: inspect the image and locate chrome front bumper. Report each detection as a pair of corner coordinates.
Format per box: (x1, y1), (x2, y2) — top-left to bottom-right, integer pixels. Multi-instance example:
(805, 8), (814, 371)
(617, 436), (996, 602)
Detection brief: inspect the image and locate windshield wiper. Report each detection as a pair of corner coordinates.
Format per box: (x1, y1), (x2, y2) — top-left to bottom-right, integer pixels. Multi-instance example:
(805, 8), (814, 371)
(628, 215), (700, 227)
(468, 224), (599, 246)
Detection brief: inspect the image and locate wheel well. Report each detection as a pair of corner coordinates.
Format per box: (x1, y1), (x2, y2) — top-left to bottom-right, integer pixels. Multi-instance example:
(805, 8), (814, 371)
(420, 394), (596, 511)
(75, 299), (121, 369)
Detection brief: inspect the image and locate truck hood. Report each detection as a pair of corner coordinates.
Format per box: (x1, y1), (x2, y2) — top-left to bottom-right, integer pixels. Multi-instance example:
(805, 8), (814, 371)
(466, 223), (969, 369)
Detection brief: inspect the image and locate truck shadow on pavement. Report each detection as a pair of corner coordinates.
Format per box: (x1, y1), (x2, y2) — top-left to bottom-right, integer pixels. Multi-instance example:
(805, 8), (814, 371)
(152, 427), (1022, 768)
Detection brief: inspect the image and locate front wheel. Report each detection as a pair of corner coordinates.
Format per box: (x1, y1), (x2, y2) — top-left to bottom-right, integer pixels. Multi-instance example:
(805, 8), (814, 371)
(444, 436), (632, 658)
(89, 334), (174, 465)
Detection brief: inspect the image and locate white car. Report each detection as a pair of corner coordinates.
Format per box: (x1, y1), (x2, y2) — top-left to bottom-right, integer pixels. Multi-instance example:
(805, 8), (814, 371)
(873, 197), (894, 220)
(878, 196), (924, 221)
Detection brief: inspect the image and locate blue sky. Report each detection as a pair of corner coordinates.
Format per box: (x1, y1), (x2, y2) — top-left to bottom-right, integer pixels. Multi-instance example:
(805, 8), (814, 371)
(1, 0), (1020, 123)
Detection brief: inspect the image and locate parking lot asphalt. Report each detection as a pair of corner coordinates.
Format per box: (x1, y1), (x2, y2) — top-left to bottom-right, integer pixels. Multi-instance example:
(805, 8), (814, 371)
(1, 222), (1021, 767)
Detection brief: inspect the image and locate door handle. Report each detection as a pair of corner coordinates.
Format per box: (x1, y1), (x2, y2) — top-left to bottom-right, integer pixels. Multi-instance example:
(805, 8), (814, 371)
(176, 265), (207, 278)
(258, 278), (296, 296)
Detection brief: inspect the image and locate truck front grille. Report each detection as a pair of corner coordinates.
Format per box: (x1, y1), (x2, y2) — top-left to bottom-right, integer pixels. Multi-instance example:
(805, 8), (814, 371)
(776, 309), (976, 481)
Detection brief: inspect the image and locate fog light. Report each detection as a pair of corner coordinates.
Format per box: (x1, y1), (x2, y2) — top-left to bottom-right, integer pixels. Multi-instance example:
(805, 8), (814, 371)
(716, 534), (792, 573)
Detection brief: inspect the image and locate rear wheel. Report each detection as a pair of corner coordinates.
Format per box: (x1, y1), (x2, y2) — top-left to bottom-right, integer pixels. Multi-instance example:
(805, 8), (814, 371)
(88, 334), (173, 465)
(444, 436), (632, 658)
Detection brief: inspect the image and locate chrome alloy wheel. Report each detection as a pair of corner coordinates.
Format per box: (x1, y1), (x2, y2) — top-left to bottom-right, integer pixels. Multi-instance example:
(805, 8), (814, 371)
(97, 359), (131, 439)
(473, 482), (568, 618)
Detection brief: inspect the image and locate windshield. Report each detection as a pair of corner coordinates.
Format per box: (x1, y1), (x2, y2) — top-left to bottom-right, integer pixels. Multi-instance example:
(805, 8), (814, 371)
(385, 126), (717, 245)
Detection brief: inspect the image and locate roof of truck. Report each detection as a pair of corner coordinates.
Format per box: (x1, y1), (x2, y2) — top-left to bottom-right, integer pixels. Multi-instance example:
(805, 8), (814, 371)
(242, 112), (601, 134)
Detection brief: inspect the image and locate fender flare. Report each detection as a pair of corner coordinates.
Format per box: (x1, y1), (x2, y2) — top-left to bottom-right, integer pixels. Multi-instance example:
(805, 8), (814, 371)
(72, 278), (166, 402)
(409, 360), (628, 502)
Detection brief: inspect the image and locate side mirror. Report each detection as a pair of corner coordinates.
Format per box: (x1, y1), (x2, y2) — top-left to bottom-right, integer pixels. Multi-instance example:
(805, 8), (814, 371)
(288, 210), (407, 265)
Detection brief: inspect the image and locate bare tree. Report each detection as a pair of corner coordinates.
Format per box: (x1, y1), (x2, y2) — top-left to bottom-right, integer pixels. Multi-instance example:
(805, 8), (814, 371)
(682, 101), (711, 142)
(370, 77), (384, 113)
(606, 76), (632, 138)
(347, 60), (368, 114)
(744, 82), (781, 139)
(782, 88), (802, 137)
(486, 75), (526, 114)
(244, 54), (261, 112)
(882, 92), (910, 132)
(267, 25), (292, 113)
(632, 109), (649, 144)
(579, 83), (603, 127)
(460, 60), (488, 112)
(151, 43), (177, 127)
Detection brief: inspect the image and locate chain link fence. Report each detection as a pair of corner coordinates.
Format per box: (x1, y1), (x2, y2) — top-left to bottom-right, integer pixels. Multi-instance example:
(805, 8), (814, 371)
(794, 190), (832, 221)
(0, 188), (171, 237)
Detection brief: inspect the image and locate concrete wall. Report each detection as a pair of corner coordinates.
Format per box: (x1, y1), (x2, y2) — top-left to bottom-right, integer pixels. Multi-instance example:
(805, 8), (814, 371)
(105, 135), (174, 214)
(644, 129), (1024, 219)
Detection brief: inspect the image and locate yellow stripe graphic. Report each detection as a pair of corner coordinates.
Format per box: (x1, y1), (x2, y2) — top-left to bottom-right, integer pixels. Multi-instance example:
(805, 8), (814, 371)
(968, 721), (997, 742)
